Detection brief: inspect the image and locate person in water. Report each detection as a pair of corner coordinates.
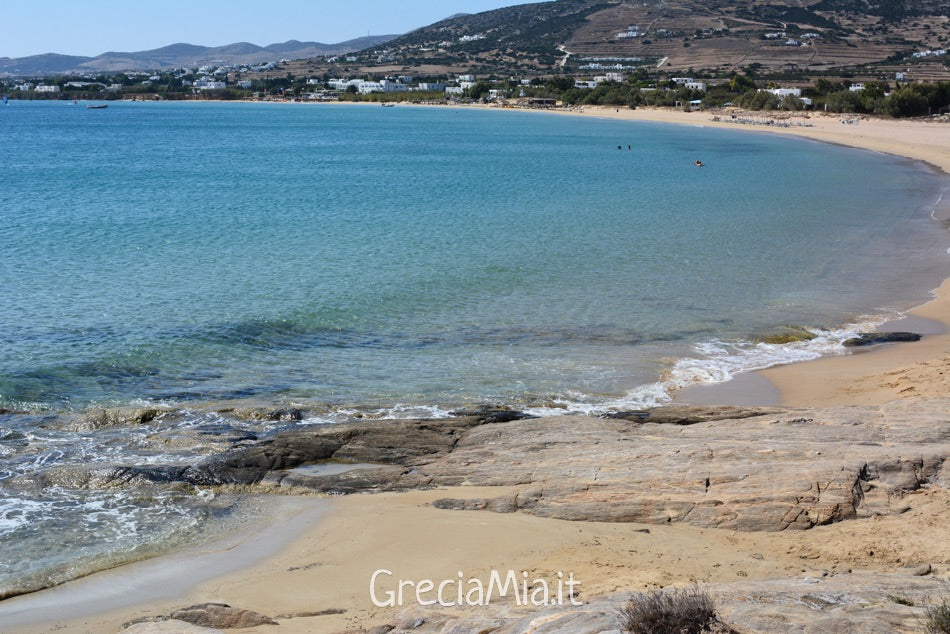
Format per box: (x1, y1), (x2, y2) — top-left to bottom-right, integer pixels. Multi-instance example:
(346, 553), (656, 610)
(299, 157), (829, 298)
(695, 160), (704, 167)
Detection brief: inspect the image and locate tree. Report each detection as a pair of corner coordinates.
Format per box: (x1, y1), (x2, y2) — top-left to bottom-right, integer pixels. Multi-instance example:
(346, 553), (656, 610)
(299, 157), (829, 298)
(886, 87), (929, 117)
(728, 73), (756, 93)
(546, 75), (575, 92)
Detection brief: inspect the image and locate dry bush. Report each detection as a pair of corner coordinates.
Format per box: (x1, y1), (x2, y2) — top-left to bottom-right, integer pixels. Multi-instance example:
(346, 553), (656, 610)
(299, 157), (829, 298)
(619, 586), (723, 634)
(925, 598), (950, 634)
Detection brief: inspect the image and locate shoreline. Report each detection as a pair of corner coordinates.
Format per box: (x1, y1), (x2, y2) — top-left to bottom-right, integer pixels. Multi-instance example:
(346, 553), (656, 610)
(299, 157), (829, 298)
(6, 105), (950, 633)
(563, 105), (950, 408)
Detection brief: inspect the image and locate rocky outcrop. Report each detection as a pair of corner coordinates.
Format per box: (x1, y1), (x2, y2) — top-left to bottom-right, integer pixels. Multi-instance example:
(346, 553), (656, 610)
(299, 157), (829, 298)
(21, 401), (949, 533)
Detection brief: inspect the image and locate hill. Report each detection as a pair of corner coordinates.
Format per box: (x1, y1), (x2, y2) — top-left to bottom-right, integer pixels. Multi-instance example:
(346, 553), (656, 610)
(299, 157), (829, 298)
(297, 0), (949, 77)
(0, 36), (398, 75)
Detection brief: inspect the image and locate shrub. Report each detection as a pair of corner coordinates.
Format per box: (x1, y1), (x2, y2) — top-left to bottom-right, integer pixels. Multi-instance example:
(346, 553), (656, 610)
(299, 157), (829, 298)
(924, 598), (950, 634)
(619, 586), (722, 634)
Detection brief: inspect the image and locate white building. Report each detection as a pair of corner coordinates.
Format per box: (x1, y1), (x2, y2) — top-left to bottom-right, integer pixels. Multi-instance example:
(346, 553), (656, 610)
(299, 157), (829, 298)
(768, 88), (802, 98)
(194, 78), (226, 90)
(35, 85), (61, 93)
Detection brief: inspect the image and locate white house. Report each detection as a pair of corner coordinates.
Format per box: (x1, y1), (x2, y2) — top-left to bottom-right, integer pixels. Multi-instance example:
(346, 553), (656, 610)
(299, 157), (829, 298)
(194, 78), (226, 90)
(848, 83), (866, 92)
(768, 88), (802, 98)
(35, 85), (61, 93)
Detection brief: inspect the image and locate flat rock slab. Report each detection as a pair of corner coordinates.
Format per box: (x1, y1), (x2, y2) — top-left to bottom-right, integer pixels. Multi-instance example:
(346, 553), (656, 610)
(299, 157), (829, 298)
(358, 571), (947, 634)
(413, 399), (949, 531)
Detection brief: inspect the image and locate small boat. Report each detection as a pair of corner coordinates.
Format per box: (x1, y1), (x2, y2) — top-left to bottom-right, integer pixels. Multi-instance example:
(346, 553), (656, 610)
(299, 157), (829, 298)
(86, 104), (108, 109)
(381, 103), (395, 107)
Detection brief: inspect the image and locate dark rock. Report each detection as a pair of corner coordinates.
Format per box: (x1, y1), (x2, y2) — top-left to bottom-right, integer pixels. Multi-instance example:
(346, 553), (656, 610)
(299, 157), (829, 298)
(450, 406), (535, 423)
(182, 417), (485, 486)
(842, 332), (922, 347)
(267, 408), (304, 421)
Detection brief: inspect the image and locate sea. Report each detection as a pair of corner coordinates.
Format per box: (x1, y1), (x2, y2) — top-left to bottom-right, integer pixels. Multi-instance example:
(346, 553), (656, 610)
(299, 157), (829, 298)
(1, 100), (949, 602)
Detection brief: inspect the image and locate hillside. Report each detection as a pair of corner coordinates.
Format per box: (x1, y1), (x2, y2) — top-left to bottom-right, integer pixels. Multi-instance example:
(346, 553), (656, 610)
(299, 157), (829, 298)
(295, 0), (949, 77)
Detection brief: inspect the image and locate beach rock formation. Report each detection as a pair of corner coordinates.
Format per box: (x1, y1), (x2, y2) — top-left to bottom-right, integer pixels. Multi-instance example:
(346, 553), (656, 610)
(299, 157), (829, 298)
(24, 400), (948, 533)
(173, 400), (949, 532)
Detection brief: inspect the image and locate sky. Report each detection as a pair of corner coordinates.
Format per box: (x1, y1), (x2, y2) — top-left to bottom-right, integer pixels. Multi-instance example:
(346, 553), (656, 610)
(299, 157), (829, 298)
(1, 0), (531, 59)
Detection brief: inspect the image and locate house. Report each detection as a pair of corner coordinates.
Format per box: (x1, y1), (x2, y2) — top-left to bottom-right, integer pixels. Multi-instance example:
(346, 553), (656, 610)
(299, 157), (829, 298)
(194, 78), (226, 90)
(768, 88), (801, 98)
(35, 85), (61, 93)
(849, 83), (866, 92)
(237, 80), (253, 89)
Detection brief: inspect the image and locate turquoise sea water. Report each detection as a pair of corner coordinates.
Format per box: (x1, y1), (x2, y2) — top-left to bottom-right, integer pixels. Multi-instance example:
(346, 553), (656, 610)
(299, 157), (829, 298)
(0, 100), (948, 601)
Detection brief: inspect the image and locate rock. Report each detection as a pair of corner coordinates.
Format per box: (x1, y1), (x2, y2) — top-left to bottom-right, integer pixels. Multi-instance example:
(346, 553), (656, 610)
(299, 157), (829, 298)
(842, 332), (922, 347)
(67, 407), (164, 431)
(183, 417), (485, 486)
(356, 572), (948, 634)
(602, 405), (779, 425)
(450, 406), (535, 423)
(168, 603), (276, 628)
(122, 621), (223, 633)
(42, 399), (949, 533)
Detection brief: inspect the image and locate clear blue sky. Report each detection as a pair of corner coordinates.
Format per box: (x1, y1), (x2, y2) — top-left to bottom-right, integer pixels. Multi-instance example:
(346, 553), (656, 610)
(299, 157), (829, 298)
(1, 1), (532, 59)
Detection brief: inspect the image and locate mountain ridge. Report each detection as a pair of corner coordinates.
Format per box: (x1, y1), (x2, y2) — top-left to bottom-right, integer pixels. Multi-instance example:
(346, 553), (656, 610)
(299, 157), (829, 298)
(0, 36), (398, 75)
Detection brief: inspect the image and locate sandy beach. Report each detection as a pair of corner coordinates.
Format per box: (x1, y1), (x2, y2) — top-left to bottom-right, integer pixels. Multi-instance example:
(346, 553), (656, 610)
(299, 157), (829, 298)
(3, 106), (949, 633)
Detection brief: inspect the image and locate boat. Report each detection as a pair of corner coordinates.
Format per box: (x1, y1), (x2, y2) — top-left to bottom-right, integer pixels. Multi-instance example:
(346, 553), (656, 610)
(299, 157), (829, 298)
(381, 103), (395, 107)
(86, 104), (108, 109)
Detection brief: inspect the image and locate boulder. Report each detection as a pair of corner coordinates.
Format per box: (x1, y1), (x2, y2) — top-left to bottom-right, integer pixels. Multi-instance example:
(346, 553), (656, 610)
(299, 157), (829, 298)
(842, 332), (921, 347)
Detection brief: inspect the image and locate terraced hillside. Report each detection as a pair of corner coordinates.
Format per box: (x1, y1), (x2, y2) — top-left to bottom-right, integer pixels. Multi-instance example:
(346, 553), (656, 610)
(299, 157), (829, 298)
(295, 0), (950, 77)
